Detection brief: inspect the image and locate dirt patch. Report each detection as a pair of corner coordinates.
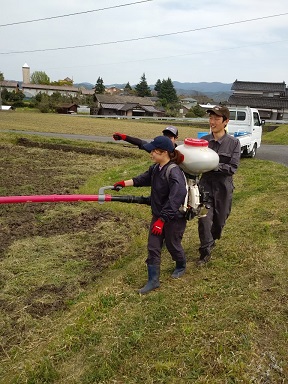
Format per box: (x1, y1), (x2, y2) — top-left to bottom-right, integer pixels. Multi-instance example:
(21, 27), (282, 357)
(16, 137), (130, 158)
(0, 142), (147, 355)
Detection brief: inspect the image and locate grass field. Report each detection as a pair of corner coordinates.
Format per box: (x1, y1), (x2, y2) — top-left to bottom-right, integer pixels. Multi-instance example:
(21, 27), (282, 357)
(0, 111), (205, 141)
(1, 110), (288, 144)
(0, 113), (287, 383)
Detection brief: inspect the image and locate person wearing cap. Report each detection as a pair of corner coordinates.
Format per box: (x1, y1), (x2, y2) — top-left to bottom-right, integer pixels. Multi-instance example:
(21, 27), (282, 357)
(112, 126), (179, 151)
(196, 105), (241, 266)
(113, 136), (187, 294)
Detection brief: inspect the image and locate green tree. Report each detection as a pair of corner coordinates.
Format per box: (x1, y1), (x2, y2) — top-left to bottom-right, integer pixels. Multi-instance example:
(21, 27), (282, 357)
(124, 82), (132, 91)
(10, 90), (25, 107)
(30, 71), (50, 85)
(95, 77), (105, 94)
(193, 104), (206, 117)
(36, 93), (50, 113)
(0, 71), (4, 81)
(35, 92), (43, 103)
(0, 89), (25, 107)
(158, 78), (178, 104)
(135, 73), (151, 97)
(49, 91), (62, 103)
(1, 88), (10, 103)
(185, 104), (206, 118)
(154, 79), (162, 94)
(123, 82), (134, 95)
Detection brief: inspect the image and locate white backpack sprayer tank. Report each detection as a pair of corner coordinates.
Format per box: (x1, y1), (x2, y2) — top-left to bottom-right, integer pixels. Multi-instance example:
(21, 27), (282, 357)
(176, 138), (219, 220)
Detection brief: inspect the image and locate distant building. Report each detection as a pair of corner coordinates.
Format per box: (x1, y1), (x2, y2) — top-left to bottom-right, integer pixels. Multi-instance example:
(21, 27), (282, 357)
(0, 80), (19, 92)
(105, 86), (122, 95)
(228, 80), (288, 120)
(93, 94), (164, 117)
(22, 83), (81, 98)
(80, 88), (94, 96)
(60, 77), (73, 85)
(19, 63), (87, 98)
(179, 97), (197, 115)
(77, 105), (90, 114)
(22, 63), (30, 84)
(56, 103), (79, 114)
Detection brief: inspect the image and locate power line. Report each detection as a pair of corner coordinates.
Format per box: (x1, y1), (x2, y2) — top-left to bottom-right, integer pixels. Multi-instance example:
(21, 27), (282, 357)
(0, 0), (152, 27)
(46, 38), (288, 72)
(1, 11), (287, 55)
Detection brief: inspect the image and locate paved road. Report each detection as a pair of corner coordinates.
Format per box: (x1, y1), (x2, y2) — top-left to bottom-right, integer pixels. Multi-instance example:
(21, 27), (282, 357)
(256, 144), (288, 167)
(1, 129), (288, 167)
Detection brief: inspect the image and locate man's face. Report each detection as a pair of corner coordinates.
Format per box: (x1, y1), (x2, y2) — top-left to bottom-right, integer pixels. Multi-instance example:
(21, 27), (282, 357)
(209, 113), (229, 134)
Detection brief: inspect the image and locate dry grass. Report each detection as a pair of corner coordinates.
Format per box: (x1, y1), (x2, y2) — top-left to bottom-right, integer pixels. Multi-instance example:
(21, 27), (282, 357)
(0, 111), (206, 141)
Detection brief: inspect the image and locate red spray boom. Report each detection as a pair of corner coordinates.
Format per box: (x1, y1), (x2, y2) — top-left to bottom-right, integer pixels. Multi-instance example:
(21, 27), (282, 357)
(0, 186), (150, 206)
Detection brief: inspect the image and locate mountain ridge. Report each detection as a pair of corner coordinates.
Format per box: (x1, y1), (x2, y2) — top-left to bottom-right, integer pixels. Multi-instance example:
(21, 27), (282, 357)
(74, 81), (233, 102)
(74, 81), (233, 93)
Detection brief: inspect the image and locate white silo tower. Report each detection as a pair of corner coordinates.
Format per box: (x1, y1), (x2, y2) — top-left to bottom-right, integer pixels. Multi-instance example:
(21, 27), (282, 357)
(22, 63), (30, 83)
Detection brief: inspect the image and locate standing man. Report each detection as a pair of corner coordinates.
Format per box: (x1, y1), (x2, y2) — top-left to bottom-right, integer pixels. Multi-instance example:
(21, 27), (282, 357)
(113, 126), (178, 151)
(197, 106), (241, 266)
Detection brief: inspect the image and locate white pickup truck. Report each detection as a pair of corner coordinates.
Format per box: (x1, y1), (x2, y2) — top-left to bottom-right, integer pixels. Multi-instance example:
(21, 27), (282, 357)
(227, 106), (264, 158)
(200, 105), (265, 158)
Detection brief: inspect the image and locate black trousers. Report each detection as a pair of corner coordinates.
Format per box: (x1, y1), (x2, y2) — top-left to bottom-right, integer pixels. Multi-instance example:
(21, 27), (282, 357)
(146, 215), (187, 266)
(198, 177), (234, 257)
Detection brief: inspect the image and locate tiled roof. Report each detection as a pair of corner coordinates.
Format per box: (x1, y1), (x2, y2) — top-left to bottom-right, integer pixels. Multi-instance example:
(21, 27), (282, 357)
(0, 80), (19, 88)
(142, 105), (162, 113)
(57, 103), (79, 108)
(119, 103), (138, 111)
(81, 89), (94, 95)
(95, 94), (154, 106)
(227, 95), (288, 109)
(231, 81), (286, 92)
(101, 103), (124, 110)
(22, 83), (79, 92)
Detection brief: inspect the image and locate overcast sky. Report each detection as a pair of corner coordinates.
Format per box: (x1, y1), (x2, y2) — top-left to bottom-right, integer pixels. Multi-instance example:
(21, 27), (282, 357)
(1, 0), (288, 86)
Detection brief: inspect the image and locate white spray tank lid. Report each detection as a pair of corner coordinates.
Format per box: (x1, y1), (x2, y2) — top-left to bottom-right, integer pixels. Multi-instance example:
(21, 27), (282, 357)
(177, 138), (219, 176)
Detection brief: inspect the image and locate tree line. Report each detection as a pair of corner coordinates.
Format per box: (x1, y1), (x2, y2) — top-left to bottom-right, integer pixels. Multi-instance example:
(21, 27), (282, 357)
(0, 70), (207, 117)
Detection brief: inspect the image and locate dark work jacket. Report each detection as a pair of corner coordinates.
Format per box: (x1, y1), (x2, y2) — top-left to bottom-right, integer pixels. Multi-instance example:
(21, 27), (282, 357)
(199, 132), (241, 197)
(132, 162), (187, 222)
(125, 135), (177, 152)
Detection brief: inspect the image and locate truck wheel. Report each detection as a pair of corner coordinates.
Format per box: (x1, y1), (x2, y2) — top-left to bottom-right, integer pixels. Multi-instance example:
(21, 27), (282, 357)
(247, 144), (257, 158)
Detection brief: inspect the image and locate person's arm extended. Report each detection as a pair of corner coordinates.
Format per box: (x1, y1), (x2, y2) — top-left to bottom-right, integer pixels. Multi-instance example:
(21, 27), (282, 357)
(113, 132), (148, 150)
(113, 179), (134, 191)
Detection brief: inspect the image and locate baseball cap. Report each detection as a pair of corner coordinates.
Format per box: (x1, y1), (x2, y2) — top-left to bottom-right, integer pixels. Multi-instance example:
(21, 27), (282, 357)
(162, 126), (178, 137)
(206, 105), (230, 120)
(143, 136), (175, 153)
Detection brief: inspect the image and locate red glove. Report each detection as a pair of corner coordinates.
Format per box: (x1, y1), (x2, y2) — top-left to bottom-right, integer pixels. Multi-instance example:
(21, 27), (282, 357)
(113, 132), (127, 141)
(113, 180), (125, 191)
(151, 218), (165, 236)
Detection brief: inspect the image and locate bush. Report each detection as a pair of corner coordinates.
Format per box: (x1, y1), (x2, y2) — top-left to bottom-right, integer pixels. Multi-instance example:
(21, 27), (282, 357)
(38, 100), (50, 113)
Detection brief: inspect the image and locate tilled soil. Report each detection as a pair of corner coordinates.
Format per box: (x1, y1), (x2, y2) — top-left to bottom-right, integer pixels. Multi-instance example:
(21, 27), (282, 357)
(0, 140), (147, 354)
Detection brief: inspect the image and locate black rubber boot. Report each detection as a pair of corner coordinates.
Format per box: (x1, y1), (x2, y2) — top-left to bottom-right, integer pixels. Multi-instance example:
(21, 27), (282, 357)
(138, 265), (160, 294)
(197, 242), (215, 266)
(196, 254), (211, 266)
(171, 260), (186, 279)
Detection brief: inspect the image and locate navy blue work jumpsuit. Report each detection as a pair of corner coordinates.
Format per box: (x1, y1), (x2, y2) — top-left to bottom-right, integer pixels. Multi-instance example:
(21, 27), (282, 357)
(132, 162), (187, 266)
